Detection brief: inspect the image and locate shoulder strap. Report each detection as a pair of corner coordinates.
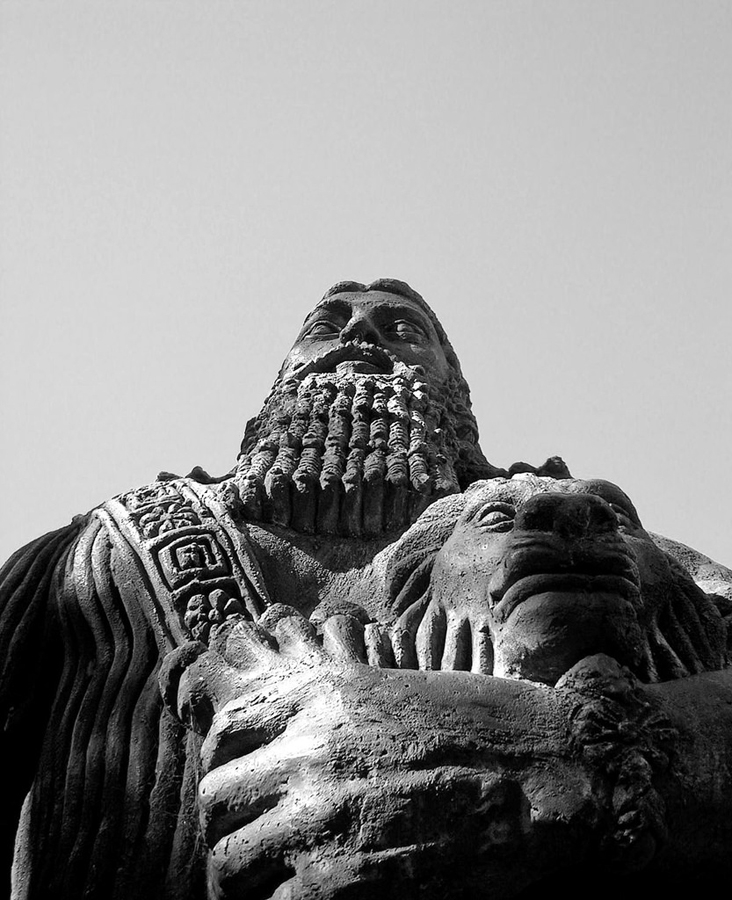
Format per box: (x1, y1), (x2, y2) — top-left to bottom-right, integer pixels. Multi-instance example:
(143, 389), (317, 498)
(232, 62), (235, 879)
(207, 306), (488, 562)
(103, 478), (271, 643)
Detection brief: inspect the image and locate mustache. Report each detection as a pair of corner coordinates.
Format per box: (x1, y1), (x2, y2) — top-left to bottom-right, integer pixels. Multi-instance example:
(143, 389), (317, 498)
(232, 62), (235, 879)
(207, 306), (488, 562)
(283, 341), (415, 381)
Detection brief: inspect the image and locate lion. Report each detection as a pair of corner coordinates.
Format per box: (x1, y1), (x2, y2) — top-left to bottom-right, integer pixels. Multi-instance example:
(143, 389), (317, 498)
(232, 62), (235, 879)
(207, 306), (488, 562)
(160, 475), (732, 899)
(369, 475), (731, 685)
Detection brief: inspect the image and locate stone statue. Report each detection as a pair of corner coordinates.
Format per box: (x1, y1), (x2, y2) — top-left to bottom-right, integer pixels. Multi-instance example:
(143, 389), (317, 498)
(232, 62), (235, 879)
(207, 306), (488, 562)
(2, 279), (731, 899)
(161, 475), (732, 898)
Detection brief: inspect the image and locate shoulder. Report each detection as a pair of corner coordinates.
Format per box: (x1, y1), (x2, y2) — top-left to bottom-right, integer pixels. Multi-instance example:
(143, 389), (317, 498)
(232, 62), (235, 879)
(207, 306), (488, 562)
(0, 516), (89, 616)
(100, 477), (271, 642)
(3, 477), (271, 649)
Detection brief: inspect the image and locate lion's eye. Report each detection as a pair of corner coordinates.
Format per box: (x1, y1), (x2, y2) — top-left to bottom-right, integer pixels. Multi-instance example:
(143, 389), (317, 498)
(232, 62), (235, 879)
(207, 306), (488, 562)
(474, 503), (515, 532)
(610, 503), (635, 529)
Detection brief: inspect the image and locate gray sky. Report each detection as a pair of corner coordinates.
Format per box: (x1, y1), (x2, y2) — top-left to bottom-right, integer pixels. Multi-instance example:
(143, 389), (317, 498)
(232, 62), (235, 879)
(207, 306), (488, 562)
(1, 0), (730, 565)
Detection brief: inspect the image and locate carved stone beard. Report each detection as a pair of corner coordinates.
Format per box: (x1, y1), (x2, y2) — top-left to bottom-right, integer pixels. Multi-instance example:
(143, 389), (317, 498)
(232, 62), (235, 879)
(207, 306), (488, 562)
(232, 358), (463, 537)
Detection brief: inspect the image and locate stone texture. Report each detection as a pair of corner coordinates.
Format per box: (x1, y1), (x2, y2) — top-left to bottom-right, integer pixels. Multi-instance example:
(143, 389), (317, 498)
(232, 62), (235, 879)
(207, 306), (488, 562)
(163, 618), (732, 898)
(2, 279), (731, 898)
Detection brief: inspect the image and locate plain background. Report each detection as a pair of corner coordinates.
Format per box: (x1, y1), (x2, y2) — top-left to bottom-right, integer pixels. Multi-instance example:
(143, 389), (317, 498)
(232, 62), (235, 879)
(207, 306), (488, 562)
(1, 0), (730, 566)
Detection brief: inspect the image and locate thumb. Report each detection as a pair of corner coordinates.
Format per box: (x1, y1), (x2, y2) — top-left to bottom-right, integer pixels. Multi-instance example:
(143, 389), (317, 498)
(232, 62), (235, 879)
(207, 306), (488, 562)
(160, 620), (278, 734)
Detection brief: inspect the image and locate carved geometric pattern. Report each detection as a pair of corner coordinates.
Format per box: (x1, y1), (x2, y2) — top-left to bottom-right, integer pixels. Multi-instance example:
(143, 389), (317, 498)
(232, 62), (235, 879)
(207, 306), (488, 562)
(119, 482), (184, 511)
(157, 533), (229, 589)
(132, 501), (202, 538)
(106, 478), (268, 643)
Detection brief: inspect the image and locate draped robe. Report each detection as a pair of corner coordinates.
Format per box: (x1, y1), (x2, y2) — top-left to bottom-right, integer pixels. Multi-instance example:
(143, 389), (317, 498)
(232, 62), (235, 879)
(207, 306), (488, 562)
(1, 478), (268, 899)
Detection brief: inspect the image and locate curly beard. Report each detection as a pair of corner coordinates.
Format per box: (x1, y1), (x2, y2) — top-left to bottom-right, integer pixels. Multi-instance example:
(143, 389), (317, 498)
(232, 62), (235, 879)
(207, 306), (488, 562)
(231, 346), (489, 537)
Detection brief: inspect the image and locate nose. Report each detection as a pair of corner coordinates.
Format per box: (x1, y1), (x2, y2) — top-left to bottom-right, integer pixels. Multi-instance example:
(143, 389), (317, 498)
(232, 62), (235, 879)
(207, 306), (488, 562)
(339, 312), (381, 345)
(514, 492), (618, 539)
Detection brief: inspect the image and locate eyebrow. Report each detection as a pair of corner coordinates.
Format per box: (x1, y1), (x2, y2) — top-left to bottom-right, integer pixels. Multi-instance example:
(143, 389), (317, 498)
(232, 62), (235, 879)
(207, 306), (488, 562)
(372, 303), (434, 332)
(303, 299), (435, 334)
(467, 491), (517, 511)
(302, 299), (351, 326)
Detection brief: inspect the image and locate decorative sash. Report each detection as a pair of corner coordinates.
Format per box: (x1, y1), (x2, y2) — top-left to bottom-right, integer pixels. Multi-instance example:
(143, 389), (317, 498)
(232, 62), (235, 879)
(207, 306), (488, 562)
(102, 478), (270, 643)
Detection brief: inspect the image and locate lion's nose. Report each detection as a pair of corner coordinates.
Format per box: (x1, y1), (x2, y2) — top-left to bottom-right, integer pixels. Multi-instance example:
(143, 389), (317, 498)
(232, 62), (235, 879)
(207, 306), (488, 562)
(514, 492), (618, 538)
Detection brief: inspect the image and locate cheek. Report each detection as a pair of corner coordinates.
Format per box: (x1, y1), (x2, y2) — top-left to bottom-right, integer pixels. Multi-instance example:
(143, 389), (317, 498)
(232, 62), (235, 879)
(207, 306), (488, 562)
(431, 542), (505, 614)
(416, 346), (448, 372)
(391, 342), (448, 377)
(625, 536), (669, 591)
(386, 341), (430, 362)
(282, 341), (332, 371)
(629, 540), (680, 616)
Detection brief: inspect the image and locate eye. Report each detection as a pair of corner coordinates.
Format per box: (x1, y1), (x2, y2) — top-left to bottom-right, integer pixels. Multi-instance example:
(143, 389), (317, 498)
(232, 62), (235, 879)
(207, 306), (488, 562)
(305, 320), (340, 338)
(387, 320), (425, 341)
(473, 502), (515, 532)
(609, 503), (635, 530)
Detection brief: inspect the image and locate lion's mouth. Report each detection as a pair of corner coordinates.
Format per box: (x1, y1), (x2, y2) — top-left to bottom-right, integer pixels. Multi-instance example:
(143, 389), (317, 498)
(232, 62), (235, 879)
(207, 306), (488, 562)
(488, 543), (640, 624)
(493, 572), (641, 624)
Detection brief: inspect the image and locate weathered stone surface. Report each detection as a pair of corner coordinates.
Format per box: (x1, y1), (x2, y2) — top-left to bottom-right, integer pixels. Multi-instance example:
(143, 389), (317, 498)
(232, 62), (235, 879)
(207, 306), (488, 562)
(376, 476), (729, 684)
(1, 279), (731, 898)
(162, 618), (732, 898)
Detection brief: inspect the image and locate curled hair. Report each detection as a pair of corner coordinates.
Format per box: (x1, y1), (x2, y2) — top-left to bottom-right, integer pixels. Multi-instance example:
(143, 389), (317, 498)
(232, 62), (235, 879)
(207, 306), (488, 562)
(319, 279), (497, 488)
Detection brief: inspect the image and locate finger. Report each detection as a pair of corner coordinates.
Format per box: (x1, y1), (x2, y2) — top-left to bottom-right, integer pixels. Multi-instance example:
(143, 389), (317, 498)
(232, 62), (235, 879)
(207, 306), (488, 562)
(210, 616), (279, 670)
(390, 626), (417, 670)
(266, 852), (399, 900)
(321, 614), (367, 663)
(471, 618), (494, 675)
(441, 613), (472, 671)
(176, 651), (255, 734)
(390, 594), (430, 669)
(285, 845), (444, 900)
(364, 622), (395, 668)
(158, 640), (208, 720)
(173, 621), (283, 735)
(199, 664), (309, 772)
(198, 749), (293, 848)
(247, 844), (446, 900)
(415, 601), (447, 670)
(258, 602), (309, 632)
(207, 799), (342, 900)
(208, 773), (447, 900)
(309, 599), (371, 627)
(273, 614), (325, 660)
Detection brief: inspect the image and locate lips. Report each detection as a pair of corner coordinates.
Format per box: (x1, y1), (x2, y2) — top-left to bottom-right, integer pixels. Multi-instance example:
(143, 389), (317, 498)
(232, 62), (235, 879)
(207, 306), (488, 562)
(293, 343), (397, 378)
(489, 541), (641, 624)
(335, 360), (385, 375)
(492, 572), (641, 624)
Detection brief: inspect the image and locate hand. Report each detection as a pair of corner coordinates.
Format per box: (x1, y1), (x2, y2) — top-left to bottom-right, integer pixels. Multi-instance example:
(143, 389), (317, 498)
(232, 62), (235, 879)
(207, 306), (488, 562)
(160, 609), (601, 899)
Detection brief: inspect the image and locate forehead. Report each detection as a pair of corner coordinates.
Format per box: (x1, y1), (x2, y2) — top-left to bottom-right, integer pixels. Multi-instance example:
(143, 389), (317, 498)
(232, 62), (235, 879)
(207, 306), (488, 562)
(302, 292), (436, 332)
(461, 477), (639, 518)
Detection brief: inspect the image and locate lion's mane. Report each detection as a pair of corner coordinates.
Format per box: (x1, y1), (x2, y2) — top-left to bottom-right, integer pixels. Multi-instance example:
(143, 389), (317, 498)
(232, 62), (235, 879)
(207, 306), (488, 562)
(381, 492), (730, 683)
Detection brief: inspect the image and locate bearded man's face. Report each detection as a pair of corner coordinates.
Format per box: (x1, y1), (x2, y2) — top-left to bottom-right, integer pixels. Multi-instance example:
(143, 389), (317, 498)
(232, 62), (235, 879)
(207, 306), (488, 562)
(233, 287), (493, 537)
(279, 291), (452, 388)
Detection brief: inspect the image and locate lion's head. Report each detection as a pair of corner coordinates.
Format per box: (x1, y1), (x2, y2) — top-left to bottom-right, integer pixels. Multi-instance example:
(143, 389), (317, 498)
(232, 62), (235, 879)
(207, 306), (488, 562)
(383, 476), (729, 685)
